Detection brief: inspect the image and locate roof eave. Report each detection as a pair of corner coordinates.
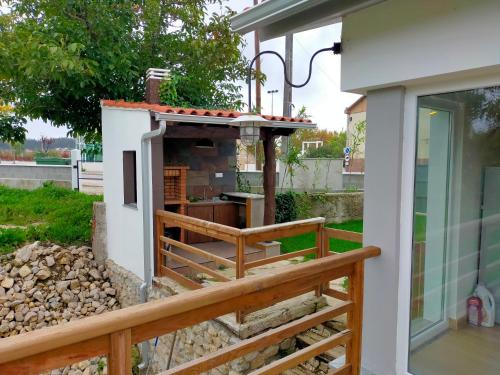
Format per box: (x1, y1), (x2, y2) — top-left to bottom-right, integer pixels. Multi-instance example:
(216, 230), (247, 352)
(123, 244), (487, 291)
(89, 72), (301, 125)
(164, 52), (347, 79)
(154, 112), (316, 130)
(231, 0), (386, 41)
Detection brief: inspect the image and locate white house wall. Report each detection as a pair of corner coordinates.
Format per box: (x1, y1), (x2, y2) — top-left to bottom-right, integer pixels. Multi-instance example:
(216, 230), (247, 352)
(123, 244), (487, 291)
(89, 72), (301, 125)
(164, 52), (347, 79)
(102, 107), (151, 280)
(341, 0), (500, 93)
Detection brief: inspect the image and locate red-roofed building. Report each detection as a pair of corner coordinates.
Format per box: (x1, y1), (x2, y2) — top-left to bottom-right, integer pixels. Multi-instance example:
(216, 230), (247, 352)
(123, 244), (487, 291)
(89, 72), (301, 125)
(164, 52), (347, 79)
(100, 71), (316, 280)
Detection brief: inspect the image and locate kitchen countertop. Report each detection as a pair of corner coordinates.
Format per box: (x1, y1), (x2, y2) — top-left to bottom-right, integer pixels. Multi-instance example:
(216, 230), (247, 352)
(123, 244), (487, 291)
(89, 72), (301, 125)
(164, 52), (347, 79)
(221, 192), (264, 200)
(187, 199), (235, 206)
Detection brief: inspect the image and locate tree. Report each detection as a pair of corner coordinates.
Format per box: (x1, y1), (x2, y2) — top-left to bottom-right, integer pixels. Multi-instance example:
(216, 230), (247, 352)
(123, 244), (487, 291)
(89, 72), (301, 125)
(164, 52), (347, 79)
(0, 1), (248, 140)
(279, 144), (307, 190)
(40, 136), (55, 153)
(348, 120), (366, 172)
(0, 112), (26, 143)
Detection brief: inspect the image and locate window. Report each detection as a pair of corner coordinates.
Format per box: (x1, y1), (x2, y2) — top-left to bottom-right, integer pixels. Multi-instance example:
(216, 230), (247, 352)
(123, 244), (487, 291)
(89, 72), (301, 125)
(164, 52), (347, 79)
(123, 151), (137, 205)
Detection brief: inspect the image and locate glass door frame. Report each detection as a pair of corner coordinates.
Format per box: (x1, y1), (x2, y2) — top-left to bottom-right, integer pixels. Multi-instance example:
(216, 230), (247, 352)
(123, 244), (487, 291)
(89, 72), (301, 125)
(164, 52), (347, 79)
(409, 99), (462, 351)
(395, 74), (500, 375)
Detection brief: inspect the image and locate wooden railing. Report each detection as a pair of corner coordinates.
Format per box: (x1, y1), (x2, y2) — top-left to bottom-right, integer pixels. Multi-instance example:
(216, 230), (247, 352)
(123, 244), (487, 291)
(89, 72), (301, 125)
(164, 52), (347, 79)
(0, 246), (381, 375)
(156, 210), (325, 287)
(324, 227), (363, 255)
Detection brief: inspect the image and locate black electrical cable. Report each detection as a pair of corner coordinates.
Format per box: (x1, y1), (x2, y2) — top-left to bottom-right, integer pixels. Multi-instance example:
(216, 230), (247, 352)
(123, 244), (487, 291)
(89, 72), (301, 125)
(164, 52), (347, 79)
(247, 42), (342, 112)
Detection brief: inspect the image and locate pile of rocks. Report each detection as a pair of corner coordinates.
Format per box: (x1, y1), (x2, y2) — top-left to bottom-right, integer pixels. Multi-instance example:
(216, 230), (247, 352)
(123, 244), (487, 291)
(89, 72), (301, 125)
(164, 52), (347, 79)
(0, 241), (120, 338)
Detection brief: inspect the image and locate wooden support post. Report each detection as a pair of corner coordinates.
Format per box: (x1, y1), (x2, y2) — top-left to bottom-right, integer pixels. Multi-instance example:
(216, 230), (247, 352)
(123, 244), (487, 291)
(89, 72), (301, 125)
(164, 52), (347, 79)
(236, 236), (246, 323)
(108, 329), (132, 375)
(262, 129), (276, 226)
(315, 223), (324, 297)
(346, 261), (364, 375)
(156, 215), (163, 277)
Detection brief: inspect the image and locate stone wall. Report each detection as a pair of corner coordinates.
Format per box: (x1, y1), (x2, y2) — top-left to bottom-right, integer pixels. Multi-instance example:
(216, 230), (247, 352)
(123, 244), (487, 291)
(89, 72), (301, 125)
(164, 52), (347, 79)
(281, 159), (344, 192)
(298, 192), (364, 224)
(105, 259), (143, 308)
(342, 172), (364, 190)
(0, 164), (71, 189)
(164, 139), (237, 199)
(92, 202), (107, 264)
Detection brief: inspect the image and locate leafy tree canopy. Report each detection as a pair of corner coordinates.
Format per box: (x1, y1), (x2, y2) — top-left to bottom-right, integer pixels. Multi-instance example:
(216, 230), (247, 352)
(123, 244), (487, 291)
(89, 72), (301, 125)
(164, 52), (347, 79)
(0, 0), (248, 141)
(0, 104), (26, 143)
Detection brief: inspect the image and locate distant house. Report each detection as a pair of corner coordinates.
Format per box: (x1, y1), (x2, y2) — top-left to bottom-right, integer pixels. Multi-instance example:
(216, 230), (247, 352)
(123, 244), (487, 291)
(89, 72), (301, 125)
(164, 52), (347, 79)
(345, 96), (366, 172)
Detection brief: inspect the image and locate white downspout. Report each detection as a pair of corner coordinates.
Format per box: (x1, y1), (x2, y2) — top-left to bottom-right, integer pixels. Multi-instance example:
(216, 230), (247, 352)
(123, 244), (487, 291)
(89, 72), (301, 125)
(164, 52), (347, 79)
(138, 119), (166, 370)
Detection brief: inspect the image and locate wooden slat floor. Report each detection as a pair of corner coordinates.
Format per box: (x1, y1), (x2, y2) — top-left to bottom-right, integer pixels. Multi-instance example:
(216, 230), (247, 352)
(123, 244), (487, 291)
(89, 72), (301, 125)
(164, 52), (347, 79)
(409, 324), (500, 375)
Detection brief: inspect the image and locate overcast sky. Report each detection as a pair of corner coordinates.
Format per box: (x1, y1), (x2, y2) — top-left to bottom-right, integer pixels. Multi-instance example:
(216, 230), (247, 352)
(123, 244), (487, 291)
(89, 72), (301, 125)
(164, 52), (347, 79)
(24, 0), (360, 139)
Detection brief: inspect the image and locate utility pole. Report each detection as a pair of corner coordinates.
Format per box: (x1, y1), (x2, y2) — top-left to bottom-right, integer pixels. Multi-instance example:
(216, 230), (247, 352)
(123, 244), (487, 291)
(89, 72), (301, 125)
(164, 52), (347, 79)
(279, 33), (293, 183)
(253, 0), (261, 114)
(283, 33), (293, 118)
(253, 0), (263, 171)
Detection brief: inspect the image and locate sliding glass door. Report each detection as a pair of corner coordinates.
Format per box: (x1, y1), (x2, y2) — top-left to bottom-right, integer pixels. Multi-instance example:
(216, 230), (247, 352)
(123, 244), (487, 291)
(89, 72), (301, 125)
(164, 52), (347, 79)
(410, 107), (452, 338)
(408, 87), (500, 375)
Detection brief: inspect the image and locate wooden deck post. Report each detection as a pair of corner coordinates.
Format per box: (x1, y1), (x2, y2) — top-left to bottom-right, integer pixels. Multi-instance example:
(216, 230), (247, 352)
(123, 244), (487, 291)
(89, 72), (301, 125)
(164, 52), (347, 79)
(315, 223), (324, 297)
(346, 261), (365, 375)
(262, 129), (276, 226)
(236, 236), (246, 323)
(156, 215), (163, 277)
(108, 329), (132, 375)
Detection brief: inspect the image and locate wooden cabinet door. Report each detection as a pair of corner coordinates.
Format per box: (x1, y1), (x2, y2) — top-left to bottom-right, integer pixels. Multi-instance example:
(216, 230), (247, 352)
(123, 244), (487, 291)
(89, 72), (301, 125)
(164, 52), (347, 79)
(186, 205), (213, 244)
(214, 203), (239, 228)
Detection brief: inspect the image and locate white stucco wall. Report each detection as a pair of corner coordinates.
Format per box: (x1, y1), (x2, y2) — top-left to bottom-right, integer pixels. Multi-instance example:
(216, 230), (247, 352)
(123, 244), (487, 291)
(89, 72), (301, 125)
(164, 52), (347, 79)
(102, 107), (152, 280)
(341, 0), (500, 93)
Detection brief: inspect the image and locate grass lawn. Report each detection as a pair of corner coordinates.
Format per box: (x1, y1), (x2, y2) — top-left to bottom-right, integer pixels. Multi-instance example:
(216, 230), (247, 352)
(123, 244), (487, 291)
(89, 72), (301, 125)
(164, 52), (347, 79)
(279, 220), (363, 259)
(0, 183), (101, 254)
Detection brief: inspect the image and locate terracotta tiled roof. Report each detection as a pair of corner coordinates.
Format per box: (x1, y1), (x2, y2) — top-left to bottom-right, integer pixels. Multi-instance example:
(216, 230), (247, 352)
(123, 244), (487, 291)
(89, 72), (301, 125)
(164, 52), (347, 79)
(101, 99), (313, 124)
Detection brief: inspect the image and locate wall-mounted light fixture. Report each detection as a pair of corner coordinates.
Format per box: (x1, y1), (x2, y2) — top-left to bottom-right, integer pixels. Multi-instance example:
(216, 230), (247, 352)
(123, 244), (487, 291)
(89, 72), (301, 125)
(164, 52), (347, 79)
(229, 42), (342, 146)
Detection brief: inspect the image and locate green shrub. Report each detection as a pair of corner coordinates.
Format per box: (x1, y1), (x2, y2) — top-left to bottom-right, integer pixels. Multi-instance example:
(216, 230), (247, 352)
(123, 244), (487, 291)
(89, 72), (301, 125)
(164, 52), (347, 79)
(275, 191), (298, 223)
(0, 228), (27, 254)
(0, 183), (101, 253)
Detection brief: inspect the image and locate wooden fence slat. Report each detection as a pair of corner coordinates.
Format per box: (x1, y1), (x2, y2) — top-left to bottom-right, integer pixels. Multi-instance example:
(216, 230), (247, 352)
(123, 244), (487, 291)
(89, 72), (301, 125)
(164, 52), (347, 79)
(324, 288), (349, 301)
(159, 266), (203, 290)
(329, 364), (352, 375)
(160, 236), (235, 268)
(156, 210), (242, 236)
(108, 329), (132, 375)
(245, 223), (323, 244)
(161, 302), (353, 375)
(324, 228), (363, 243)
(162, 249), (231, 282)
(162, 218), (238, 244)
(0, 336), (109, 374)
(249, 330), (352, 375)
(244, 247), (317, 270)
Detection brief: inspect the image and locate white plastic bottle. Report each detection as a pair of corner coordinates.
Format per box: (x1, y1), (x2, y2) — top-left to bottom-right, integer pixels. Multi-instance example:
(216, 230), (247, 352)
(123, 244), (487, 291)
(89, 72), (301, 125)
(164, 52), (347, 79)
(475, 284), (496, 327)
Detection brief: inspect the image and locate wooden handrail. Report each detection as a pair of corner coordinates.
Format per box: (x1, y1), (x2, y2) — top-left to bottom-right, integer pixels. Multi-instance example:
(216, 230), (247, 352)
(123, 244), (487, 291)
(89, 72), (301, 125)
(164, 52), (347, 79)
(324, 227), (363, 244)
(157, 210), (242, 237)
(0, 247), (380, 374)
